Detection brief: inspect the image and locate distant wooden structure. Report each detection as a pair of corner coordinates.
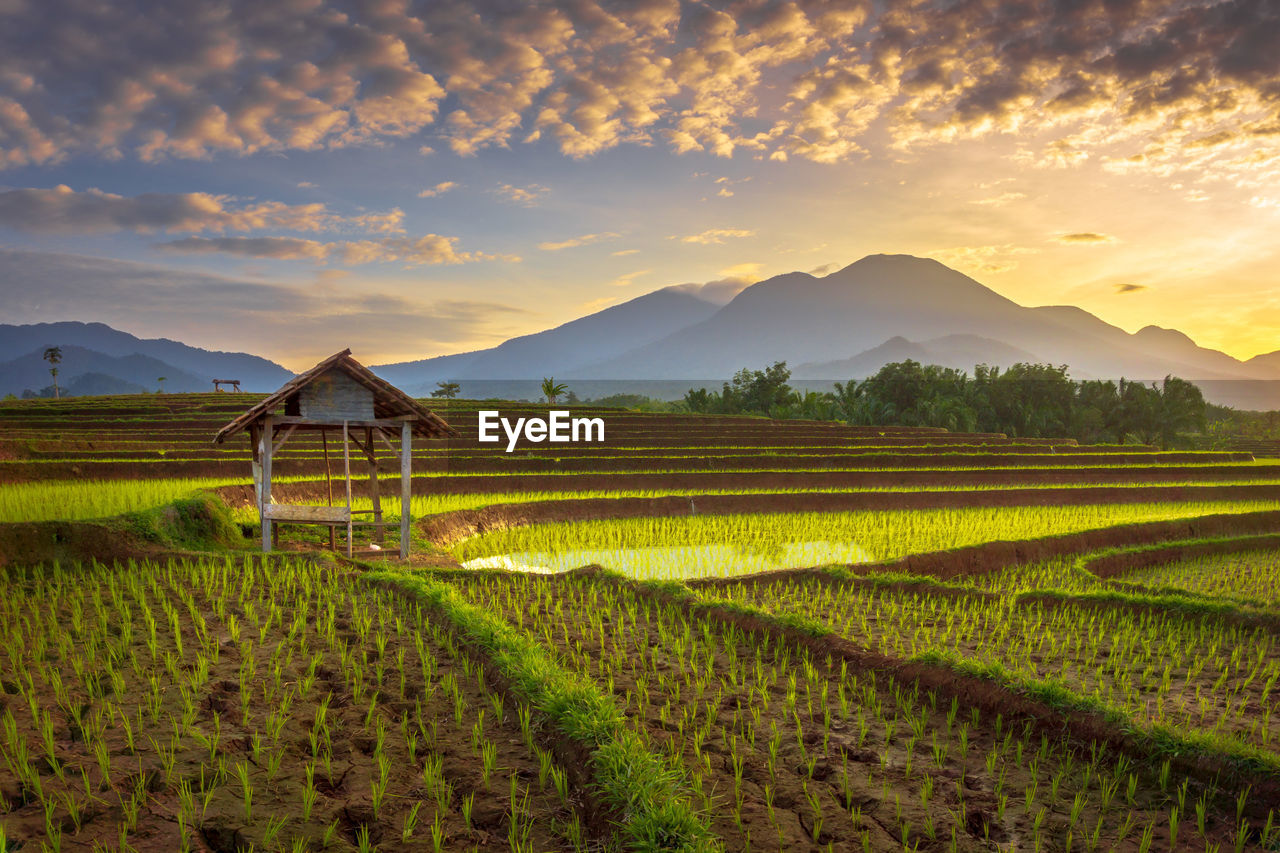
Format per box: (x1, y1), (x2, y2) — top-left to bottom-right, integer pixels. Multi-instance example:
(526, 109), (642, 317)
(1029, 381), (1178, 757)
(213, 350), (456, 558)
(212, 379), (242, 392)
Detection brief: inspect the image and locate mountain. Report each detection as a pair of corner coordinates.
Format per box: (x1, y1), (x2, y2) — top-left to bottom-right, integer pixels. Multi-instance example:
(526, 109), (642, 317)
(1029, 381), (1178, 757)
(798, 334), (1043, 377)
(373, 286), (723, 391)
(0, 322), (293, 397)
(8, 256), (1275, 403)
(0, 345), (213, 396)
(1246, 350), (1280, 374)
(0, 322), (293, 391)
(63, 373), (152, 396)
(580, 255), (1275, 381)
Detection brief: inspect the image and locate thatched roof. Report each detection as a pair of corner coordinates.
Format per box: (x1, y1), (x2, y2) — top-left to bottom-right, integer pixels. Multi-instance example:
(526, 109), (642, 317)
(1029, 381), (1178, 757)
(214, 349), (456, 443)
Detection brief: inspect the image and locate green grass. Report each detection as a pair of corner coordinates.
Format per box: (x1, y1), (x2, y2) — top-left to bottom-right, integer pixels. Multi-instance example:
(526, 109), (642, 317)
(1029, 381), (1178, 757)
(364, 567), (717, 852)
(452, 500), (1280, 579)
(0, 477), (244, 522)
(0, 475), (311, 523)
(713, 560), (1280, 761)
(239, 481), (1280, 526)
(10, 470), (1268, 527)
(1117, 549), (1280, 607)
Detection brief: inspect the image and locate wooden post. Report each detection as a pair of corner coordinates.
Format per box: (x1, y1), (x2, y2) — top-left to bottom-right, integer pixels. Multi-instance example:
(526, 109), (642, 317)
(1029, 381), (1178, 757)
(260, 415), (273, 552)
(343, 420), (352, 558)
(367, 427), (383, 545)
(249, 423), (262, 515)
(322, 429), (335, 551)
(400, 420), (412, 559)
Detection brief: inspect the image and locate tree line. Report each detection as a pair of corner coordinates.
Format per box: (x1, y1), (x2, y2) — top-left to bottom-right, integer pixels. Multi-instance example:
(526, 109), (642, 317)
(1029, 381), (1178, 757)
(682, 360), (1209, 448)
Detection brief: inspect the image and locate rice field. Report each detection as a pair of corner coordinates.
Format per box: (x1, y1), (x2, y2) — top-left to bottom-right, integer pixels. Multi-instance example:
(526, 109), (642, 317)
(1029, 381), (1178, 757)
(1118, 551), (1280, 608)
(709, 573), (1280, 757)
(2, 392), (1279, 851)
(0, 558), (589, 852)
(451, 502), (1280, 579)
(443, 569), (1274, 852)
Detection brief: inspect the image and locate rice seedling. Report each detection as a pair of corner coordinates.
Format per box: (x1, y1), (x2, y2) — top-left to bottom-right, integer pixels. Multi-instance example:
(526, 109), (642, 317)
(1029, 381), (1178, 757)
(0, 556), (587, 851)
(1119, 549), (1280, 607)
(442, 569), (1266, 852)
(452, 501), (1280, 579)
(715, 569), (1280, 760)
(6, 395), (1280, 850)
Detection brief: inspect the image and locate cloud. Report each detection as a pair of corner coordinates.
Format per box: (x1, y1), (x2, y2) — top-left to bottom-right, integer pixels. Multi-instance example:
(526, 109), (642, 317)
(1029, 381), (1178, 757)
(155, 233), (507, 266)
(0, 0), (1275, 178)
(718, 262), (764, 280)
(807, 262), (836, 276)
(611, 269), (651, 287)
(537, 231), (619, 251)
(0, 247), (526, 367)
(972, 192), (1026, 207)
(675, 227), (756, 245)
(493, 183), (549, 206)
(0, 185), (402, 235)
(664, 262), (766, 305)
(928, 244), (1039, 274)
(347, 209), (406, 235)
(1115, 283), (1147, 294)
(664, 273), (754, 305)
(418, 181), (458, 198)
(611, 248), (640, 256)
(156, 236), (332, 261)
(1054, 232), (1117, 244)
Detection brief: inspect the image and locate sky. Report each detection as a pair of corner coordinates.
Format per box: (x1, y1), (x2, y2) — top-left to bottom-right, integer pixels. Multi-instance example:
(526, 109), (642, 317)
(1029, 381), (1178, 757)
(0, 0), (1277, 371)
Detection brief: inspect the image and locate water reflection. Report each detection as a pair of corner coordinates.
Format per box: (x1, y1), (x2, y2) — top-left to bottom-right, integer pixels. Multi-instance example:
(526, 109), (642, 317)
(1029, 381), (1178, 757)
(459, 540), (871, 578)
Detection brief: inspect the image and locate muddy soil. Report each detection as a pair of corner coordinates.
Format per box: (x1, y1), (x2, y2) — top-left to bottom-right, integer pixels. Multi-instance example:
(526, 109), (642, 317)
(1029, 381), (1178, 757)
(0, 558), (586, 852)
(443, 570), (1254, 852)
(721, 568), (1280, 759)
(689, 510), (1280, 585)
(1083, 534), (1280, 579)
(0, 449), (1255, 483)
(414, 487), (1280, 550)
(655, 577), (1280, 828)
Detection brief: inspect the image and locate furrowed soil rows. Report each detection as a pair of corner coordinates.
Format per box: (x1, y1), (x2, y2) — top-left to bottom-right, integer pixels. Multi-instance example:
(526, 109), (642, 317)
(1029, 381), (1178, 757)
(1106, 546), (1280, 607)
(0, 557), (591, 852)
(444, 569), (1259, 852)
(707, 573), (1280, 762)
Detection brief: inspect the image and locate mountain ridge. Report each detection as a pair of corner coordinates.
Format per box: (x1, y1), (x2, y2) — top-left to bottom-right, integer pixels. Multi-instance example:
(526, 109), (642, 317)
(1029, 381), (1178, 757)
(6, 256), (1276, 404)
(0, 321), (294, 397)
(575, 255), (1271, 381)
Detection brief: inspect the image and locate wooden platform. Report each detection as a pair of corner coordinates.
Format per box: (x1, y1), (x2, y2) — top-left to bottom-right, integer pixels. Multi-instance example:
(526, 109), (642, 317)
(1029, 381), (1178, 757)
(262, 504), (351, 524)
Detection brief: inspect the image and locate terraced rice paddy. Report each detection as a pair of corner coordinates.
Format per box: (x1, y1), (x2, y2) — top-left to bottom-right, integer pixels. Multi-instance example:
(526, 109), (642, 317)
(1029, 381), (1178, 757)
(708, 574), (1280, 755)
(0, 558), (589, 852)
(451, 502), (1280, 579)
(1118, 551), (1280, 607)
(2, 392), (1279, 851)
(446, 569), (1258, 852)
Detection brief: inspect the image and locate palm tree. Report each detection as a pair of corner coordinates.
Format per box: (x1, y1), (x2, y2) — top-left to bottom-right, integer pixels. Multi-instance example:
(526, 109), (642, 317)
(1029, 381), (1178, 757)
(157, 376), (167, 393)
(541, 377), (568, 405)
(42, 346), (62, 399)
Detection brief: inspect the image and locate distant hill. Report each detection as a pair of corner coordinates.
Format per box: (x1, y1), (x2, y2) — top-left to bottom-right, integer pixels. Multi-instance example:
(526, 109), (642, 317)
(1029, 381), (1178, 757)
(1247, 350), (1280, 373)
(797, 334), (1043, 377)
(373, 286), (724, 392)
(579, 256), (1275, 381)
(8, 257), (1277, 408)
(1, 345), (208, 396)
(0, 322), (293, 397)
(63, 372), (151, 396)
